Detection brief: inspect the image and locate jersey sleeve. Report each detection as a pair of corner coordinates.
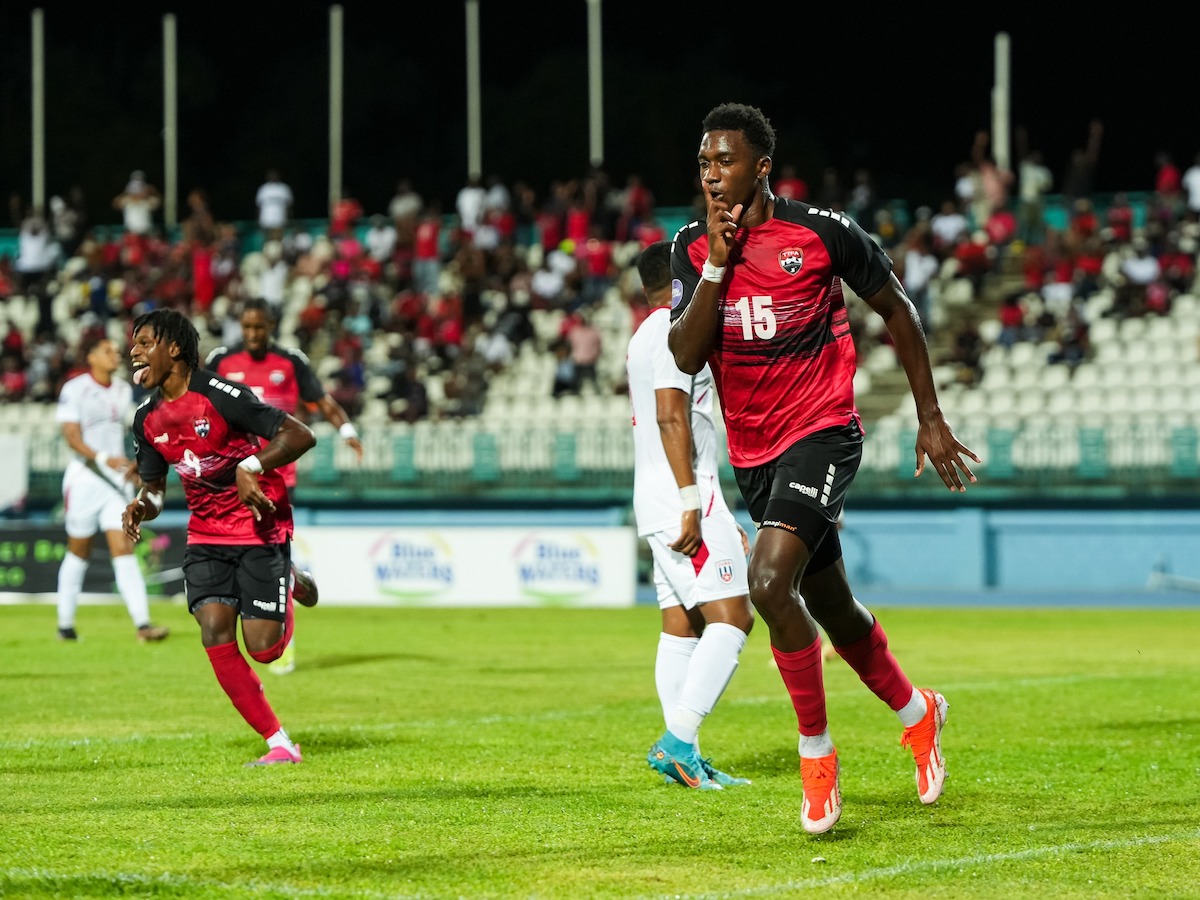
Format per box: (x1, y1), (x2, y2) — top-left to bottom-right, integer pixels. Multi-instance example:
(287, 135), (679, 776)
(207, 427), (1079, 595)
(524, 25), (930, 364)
(204, 345), (230, 369)
(668, 222), (704, 322)
(649, 317), (693, 393)
(196, 370), (288, 439)
(827, 213), (894, 299)
(132, 400), (169, 483)
(285, 348), (326, 405)
(54, 377), (82, 424)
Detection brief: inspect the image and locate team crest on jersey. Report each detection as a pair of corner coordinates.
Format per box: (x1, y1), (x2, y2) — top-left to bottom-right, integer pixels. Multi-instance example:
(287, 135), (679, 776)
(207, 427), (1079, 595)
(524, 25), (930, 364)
(269, 370), (285, 385)
(779, 248), (804, 275)
(193, 417), (211, 438)
(716, 559), (735, 584)
(670, 278), (683, 309)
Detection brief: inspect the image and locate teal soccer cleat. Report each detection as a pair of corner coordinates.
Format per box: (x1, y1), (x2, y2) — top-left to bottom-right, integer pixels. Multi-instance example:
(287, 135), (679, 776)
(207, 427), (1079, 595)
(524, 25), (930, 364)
(647, 740), (723, 790)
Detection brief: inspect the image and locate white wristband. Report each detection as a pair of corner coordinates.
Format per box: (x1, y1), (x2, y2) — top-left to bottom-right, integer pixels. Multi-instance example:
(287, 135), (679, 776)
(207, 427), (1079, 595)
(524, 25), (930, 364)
(701, 260), (726, 283)
(94, 451), (110, 469)
(237, 455), (264, 474)
(679, 484), (701, 510)
(339, 422), (359, 440)
(143, 491), (164, 513)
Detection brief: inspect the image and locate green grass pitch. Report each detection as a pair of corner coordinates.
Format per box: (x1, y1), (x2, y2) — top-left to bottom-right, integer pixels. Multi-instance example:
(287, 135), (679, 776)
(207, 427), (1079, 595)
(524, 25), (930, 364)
(1, 601), (1198, 898)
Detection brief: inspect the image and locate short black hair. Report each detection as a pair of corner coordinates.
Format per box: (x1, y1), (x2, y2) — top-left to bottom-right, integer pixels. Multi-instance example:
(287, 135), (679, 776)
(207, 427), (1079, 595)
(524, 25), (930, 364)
(241, 297), (275, 321)
(636, 241), (673, 293)
(132, 308), (199, 372)
(702, 103), (776, 159)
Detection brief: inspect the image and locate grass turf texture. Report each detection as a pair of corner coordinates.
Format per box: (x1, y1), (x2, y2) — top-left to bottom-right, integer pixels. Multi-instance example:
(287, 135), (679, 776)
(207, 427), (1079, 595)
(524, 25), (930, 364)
(1, 602), (1197, 899)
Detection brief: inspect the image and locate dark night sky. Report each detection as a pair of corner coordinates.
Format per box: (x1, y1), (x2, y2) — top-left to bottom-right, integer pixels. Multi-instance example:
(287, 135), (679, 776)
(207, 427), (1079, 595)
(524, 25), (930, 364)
(0, 3), (1186, 227)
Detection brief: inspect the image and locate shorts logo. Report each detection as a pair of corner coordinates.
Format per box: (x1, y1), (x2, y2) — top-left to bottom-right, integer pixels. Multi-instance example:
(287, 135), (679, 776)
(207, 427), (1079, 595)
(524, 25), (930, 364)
(252, 599), (277, 612)
(762, 519), (797, 533)
(193, 417), (210, 438)
(779, 248), (804, 275)
(789, 481), (818, 499)
(670, 278), (684, 309)
(716, 559), (734, 584)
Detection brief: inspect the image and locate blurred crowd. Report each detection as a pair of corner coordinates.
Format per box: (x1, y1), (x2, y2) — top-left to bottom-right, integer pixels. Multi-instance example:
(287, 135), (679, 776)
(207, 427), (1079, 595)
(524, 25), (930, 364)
(3, 127), (1200, 421)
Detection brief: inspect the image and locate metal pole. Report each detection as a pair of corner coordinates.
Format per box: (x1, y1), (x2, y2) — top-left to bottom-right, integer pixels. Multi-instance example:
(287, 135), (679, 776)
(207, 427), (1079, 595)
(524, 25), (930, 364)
(992, 32), (1010, 172)
(465, 0), (481, 181)
(31, 9), (45, 213)
(586, 0), (603, 168)
(163, 14), (178, 230)
(329, 4), (344, 214)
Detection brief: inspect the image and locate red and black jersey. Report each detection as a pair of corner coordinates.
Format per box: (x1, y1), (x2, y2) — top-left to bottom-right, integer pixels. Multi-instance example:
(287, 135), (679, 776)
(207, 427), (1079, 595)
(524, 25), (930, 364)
(204, 343), (324, 414)
(205, 342), (324, 488)
(132, 369), (290, 545)
(670, 198), (892, 467)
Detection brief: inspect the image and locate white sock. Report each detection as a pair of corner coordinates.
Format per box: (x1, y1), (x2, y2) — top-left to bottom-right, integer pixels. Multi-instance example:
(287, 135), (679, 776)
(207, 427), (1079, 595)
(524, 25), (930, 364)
(112, 553), (151, 628)
(897, 687), (928, 727)
(669, 622), (747, 746)
(655, 632), (698, 726)
(266, 728), (296, 752)
(57, 552), (88, 629)
(799, 731), (836, 758)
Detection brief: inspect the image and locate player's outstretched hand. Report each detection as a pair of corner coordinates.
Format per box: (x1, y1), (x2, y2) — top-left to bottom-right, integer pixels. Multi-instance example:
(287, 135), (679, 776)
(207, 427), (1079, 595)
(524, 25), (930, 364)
(235, 468), (276, 521)
(346, 435), (364, 461)
(914, 414), (981, 492)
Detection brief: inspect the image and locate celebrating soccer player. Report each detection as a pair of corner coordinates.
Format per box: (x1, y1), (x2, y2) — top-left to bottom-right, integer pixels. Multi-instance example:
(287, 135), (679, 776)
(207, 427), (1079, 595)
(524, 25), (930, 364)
(669, 103), (980, 833)
(122, 308), (319, 766)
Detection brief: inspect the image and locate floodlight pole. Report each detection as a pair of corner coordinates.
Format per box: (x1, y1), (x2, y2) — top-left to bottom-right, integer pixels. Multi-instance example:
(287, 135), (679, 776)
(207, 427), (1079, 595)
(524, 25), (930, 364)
(329, 4), (344, 213)
(992, 32), (1010, 172)
(31, 8), (45, 214)
(163, 14), (178, 230)
(586, 0), (603, 168)
(465, 0), (482, 181)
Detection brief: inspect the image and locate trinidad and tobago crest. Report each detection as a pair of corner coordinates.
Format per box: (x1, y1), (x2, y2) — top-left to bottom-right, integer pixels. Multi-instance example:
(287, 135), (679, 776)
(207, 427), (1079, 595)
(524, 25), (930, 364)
(193, 417), (211, 438)
(779, 247), (804, 275)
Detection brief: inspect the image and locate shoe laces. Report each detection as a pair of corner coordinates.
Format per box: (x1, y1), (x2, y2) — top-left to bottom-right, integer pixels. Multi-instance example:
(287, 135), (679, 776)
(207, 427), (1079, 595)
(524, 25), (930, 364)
(900, 707), (936, 760)
(800, 754), (838, 786)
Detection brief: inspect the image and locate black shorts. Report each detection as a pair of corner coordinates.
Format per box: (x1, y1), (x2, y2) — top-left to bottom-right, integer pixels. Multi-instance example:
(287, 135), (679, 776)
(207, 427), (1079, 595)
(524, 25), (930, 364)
(733, 422), (862, 563)
(183, 542), (291, 621)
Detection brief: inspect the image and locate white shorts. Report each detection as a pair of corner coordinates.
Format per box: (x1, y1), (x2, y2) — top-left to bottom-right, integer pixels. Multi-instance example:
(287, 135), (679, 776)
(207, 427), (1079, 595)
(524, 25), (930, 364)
(62, 467), (133, 539)
(646, 507), (749, 610)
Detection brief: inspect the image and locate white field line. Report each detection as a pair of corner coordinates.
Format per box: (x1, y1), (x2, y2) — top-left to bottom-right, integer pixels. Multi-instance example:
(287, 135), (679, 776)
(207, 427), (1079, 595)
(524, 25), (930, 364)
(671, 830), (1200, 899)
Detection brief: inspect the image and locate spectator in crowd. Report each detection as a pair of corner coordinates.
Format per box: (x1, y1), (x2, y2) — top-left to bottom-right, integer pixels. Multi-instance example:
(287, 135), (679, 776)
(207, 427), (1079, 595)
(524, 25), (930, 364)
(1015, 130), (1053, 246)
(456, 175), (487, 238)
(16, 206), (58, 291)
(773, 164), (808, 201)
(550, 338), (578, 397)
(899, 225), (940, 333)
(1061, 120), (1103, 205)
(365, 214), (398, 266)
(564, 309), (603, 393)
(1182, 152), (1200, 222)
(256, 169), (294, 240)
(112, 171), (161, 236)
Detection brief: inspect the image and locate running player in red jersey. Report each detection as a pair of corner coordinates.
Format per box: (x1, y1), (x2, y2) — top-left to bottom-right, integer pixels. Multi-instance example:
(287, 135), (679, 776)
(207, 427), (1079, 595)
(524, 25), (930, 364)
(206, 297), (363, 673)
(122, 308), (318, 766)
(669, 103), (981, 833)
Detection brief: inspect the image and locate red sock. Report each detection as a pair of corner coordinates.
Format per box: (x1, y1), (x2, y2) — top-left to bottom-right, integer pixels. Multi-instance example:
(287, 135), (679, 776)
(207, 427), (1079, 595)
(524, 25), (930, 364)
(205, 641), (281, 738)
(833, 618), (914, 711)
(772, 638), (827, 735)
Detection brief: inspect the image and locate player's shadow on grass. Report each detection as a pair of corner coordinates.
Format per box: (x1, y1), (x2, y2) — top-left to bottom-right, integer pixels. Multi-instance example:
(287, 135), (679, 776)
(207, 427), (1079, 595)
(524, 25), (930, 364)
(299, 652), (444, 671)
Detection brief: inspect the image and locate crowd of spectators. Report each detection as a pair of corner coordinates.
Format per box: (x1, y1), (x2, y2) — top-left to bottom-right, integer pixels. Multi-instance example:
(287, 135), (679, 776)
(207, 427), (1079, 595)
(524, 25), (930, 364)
(4, 137), (1200, 428)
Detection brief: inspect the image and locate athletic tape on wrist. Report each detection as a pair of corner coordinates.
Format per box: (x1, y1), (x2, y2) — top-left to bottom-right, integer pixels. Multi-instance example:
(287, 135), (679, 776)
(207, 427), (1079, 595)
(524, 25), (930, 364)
(237, 455), (264, 474)
(679, 484), (701, 510)
(94, 451), (110, 469)
(339, 422), (359, 440)
(701, 260), (726, 283)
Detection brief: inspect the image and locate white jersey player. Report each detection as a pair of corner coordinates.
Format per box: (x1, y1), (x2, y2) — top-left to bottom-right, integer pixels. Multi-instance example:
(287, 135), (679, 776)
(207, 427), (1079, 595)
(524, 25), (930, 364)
(54, 337), (168, 642)
(628, 241), (755, 791)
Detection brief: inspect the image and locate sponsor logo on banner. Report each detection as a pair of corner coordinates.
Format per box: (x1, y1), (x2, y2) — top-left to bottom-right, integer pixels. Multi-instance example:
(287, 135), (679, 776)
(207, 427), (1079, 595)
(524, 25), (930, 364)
(513, 533), (602, 603)
(368, 532), (455, 599)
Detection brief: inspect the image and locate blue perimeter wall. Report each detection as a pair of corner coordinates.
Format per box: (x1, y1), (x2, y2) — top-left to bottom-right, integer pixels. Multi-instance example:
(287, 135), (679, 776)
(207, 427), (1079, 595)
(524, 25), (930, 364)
(286, 506), (1200, 609)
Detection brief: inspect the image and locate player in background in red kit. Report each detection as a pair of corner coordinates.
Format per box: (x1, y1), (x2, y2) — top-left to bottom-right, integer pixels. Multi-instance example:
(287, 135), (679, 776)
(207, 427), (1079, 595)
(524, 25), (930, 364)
(206, 297), (363, 673)
(123, 308), (318, 765)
